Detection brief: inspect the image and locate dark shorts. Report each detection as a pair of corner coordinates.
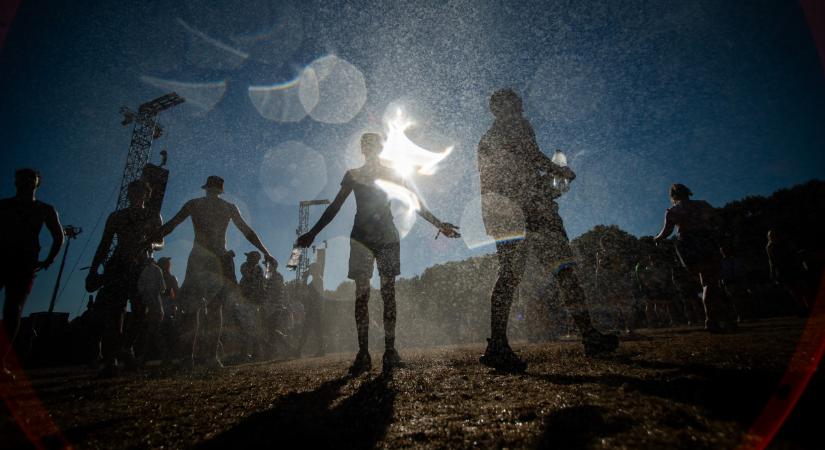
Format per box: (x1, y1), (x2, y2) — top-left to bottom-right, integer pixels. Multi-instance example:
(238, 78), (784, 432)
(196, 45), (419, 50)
(348, 239), (400, 281)
(0, 264), (36, 318)
(675, 234), (718, 273)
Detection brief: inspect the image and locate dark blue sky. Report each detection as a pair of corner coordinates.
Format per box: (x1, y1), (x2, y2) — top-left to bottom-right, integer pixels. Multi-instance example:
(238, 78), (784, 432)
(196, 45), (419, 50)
(2, 0), (824, 318)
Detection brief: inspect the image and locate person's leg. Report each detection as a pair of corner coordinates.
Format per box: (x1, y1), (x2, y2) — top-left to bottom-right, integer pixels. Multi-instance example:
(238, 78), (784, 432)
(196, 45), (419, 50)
(127, 293), (147, 366)
(380, 277), (397, 351)
(92, 280), (127, 373)
(699, 269), (734, 331)
(2, 276), (31, 374)
(535, 227), (618, 356)
(490, 240), (524, 344)
(354, 279), (371, 353)
(480, 239), (528, 371)
(554, 265), (594, 333)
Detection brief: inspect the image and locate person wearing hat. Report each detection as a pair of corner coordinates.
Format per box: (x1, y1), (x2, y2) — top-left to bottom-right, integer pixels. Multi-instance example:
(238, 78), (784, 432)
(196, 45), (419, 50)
(86, 180), (163, 375)
(159, 175), (275, 368)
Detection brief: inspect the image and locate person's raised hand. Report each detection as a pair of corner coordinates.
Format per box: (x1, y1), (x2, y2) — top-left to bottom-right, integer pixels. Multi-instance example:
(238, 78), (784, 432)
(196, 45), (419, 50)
(439, 222), (461, 239)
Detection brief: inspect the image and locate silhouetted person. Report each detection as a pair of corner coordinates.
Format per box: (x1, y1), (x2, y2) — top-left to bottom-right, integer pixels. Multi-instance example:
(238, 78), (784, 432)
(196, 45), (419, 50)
(766, 229), (809, 315)
(235, 251), (266, 360)
(264, 259), (284, 306)
(654, 183), (736, 332)
(157, 257), (179, 320)
(297, 262), (324, 358)
(297, 132), (459, 374)
(159, 175), (274, 368)
(239, 251), (265, 305)
(477, 89), (618, 371)
(157, 257), (179, 364)
(1, 168), (63, 379)
(137, 257), (165, 362)
(86, 180), (162, 375)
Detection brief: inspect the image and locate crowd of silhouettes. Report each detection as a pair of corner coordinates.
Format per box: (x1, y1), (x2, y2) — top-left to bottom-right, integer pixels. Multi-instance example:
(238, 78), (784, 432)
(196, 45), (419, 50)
(1, 89), (823, 380)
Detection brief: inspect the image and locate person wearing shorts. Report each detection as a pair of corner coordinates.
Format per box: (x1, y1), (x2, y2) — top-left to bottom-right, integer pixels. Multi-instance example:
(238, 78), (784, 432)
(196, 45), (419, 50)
(297, 132), (459, 374)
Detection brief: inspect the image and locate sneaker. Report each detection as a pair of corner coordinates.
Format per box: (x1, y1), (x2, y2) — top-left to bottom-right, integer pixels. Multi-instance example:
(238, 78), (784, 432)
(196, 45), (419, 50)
(348, 350), (372, 376)
(382, 348), (405, 373)
(479, 338), (527, 373)
(582, 330), (619, 357)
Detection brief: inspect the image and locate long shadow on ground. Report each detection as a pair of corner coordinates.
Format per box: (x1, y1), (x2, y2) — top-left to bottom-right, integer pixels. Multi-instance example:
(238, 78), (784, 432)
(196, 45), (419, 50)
(536, 405), (635, 450)
(197, 373), (396, 449)
(530, 362), (780, 423)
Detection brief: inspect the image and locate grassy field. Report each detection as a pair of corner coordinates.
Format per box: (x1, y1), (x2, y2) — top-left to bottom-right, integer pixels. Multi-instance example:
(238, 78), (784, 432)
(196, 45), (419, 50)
(1, 317), (822, 449)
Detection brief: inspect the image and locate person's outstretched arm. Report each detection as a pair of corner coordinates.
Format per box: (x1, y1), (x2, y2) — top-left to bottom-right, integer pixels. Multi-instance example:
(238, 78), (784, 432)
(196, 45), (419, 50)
(296, 183), (352, 248)
(158, 201), (192, 238)
(403, 180), (459, 238)
(40, 205), (64, 271)
(230, 205), (274, 262)
(417, 206), (461, 238)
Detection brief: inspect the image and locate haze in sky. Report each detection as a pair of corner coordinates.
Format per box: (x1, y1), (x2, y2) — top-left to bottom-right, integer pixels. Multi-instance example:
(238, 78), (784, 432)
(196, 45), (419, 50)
(1, 0), (823, 318)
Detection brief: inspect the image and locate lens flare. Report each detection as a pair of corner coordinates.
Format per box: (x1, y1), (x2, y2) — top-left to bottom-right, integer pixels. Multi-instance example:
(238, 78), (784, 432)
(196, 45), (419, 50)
(140, 76), (226, 113)
(379, 108), (453, 177)
(374, 180), (421, 216)
(375, 179), (421, 238)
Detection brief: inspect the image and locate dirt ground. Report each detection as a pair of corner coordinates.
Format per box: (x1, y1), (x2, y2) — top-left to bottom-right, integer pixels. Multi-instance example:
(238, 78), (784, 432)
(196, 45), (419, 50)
(1, 317), (823, 449)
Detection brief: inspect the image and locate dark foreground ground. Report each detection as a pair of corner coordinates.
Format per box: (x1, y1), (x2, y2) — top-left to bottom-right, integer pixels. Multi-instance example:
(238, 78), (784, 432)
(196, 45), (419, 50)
(2, 317), (823, 449)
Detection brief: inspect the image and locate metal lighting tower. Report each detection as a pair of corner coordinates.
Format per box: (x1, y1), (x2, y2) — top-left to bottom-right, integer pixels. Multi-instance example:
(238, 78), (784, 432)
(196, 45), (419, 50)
(116, 92), (185, 210)
(295, 199), (330, 281)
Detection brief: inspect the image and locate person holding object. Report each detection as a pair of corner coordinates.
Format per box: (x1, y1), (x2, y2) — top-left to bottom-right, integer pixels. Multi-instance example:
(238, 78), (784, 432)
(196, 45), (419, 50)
(477, 88), (618, 372)
(296, 132), (460, 374)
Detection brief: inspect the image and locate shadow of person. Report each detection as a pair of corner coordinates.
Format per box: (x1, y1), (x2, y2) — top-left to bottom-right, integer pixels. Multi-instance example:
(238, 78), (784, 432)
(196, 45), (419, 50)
(198, 373), (396, 449)
(536, 405), (634, 450)
(527, 362), (780, 424)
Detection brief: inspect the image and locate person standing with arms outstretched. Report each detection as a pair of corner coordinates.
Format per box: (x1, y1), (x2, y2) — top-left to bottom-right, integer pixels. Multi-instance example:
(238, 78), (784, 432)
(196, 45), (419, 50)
(159, 176), (275, 368)
(1, 169), (63, 379)
(477, 89), (618, 372)
(297, 132), (460, 374)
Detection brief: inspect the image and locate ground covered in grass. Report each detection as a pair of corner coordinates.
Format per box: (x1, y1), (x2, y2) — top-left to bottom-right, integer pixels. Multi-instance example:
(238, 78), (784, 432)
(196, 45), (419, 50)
(2, 317), (822, 449)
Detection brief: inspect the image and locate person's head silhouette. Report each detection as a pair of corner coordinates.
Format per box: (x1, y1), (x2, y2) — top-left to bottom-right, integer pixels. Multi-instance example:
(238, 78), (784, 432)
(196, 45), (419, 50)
(201, 175), (225, 197)
(360, 132), (384, 162)
(489, 88), (523, 119)
(14, 168), (41, 194)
